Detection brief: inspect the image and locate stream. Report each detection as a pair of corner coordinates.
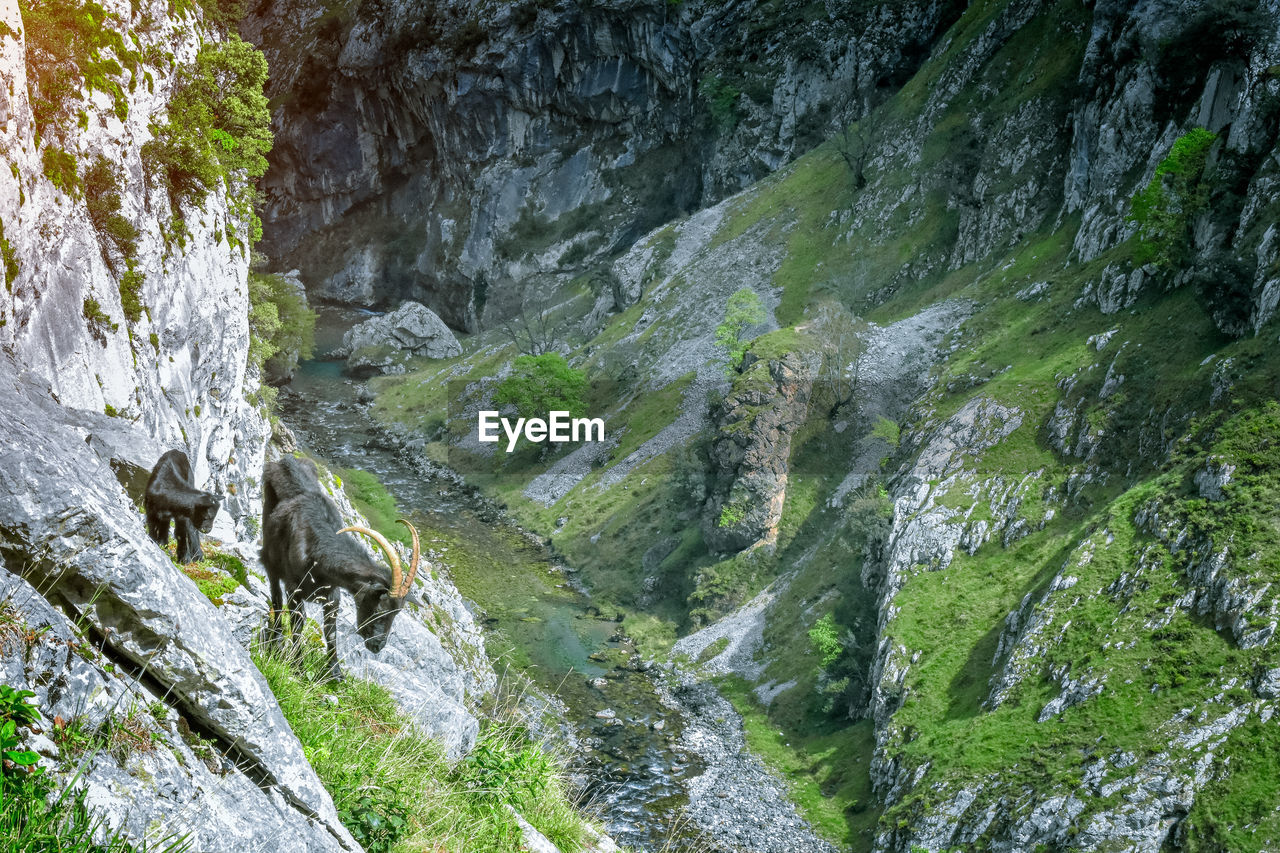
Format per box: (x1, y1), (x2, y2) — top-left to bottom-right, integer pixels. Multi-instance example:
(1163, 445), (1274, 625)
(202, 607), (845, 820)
(277, 308), (705, 851)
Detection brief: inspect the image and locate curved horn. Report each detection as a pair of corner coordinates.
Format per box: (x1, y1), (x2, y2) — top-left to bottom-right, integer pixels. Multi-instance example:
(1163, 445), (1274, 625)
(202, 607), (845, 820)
(337, 526), (403, 594)
(396, 519), (421, 598)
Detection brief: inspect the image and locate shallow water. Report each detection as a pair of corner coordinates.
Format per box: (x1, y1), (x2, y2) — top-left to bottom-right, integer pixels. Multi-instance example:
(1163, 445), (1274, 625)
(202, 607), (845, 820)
(279, 308), (703, 851)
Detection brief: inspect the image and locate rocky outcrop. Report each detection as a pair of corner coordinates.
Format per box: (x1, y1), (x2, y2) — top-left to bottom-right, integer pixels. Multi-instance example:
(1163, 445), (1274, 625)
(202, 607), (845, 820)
(1063, 0), (1280, 334)
(338, 301), (463, 377)
(244, 0), (965, 327)
(0, 362), (357, 851)
(703, 351), (811, 553)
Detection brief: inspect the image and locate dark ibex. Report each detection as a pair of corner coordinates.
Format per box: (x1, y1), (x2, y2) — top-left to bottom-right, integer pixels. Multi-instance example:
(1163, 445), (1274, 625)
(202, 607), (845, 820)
(260, 456), (422, 680)
(145, 450), (220, 563)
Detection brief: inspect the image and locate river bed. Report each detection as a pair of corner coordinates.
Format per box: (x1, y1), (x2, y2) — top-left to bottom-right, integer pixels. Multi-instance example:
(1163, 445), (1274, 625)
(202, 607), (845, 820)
(277, 308), (706, 851)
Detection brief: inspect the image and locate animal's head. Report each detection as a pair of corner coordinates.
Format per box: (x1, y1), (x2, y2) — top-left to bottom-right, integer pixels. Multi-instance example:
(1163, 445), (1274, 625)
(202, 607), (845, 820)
(195, 494), (221, 533)
(338, 519), (422, 654)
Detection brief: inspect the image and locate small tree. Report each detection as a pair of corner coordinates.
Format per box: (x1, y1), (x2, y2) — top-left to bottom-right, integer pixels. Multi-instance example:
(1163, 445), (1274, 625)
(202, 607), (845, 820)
(490, 281), (560, 356)
(714, 288), (766, 374)
(834, 116), (878, 192)
(494, 353), (587, 420)
(812, 299), (869, 413)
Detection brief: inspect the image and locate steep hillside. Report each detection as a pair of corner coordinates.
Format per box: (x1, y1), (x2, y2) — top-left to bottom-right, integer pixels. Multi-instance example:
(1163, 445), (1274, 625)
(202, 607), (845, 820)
(368, 0), (1280, 849)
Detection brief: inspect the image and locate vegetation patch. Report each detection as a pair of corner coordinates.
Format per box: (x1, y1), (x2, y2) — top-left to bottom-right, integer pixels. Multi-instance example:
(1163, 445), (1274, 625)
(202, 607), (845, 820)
(254, 643), (592, 852)
(143, 35), (272, 244)
(165, 541), (248, 605)
(494, 353), (588, 420)
(248, 271), (316, 373)
(338, 467), (409, 546)
(0, 218), (18, 291)
(1128, 127), (1217, 269)
(18, 0), (140, 139)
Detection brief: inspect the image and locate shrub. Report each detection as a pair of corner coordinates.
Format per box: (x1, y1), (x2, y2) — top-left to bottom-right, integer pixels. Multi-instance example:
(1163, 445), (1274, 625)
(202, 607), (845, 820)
(247, 271), (315, 373)
(118, 266), (146, 324)
(0, 219), (17, 291)
(84, 155), (138, 267)
(82, 296), (117, 342)
(41, 146), (80, 197)
(701, 73), (742, 131)
(143, 35), (272, 239)
(494, 353), (588, 420)
(808, 613), (843, 668)
(714, 287), (766, 374)
(1128, 128), (1217, 269)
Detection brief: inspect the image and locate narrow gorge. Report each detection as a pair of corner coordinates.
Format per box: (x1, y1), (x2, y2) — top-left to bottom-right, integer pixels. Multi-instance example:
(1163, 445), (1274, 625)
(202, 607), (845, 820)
(3, 0), (1280, 852)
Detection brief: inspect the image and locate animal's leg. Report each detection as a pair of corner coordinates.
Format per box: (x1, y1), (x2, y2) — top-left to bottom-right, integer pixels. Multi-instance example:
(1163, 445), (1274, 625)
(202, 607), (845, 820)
(147, 514), (170, 547)
(263, 576), (285, 651)
(175, 517), (203, 563)
(286, 587), (307, 657)
(322, 590), (343, 682)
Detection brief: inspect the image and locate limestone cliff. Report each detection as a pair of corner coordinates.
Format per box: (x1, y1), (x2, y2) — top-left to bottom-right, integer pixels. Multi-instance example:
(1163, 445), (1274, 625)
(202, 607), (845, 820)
(245, 0), (964, 328)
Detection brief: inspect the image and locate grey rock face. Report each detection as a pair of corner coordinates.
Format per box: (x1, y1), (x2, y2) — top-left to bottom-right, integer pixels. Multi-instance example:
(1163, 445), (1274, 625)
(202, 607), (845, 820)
(340, 301), (463, 376)
(0, 568), (352, 853)
(1063, 0), (1280, 335)
(1193, 455), (1235, 501)
(703, 352), (811, 554)
(246, 0), (962, 327)
(0, 363), (356, 851)
(0, 1), (269, 542)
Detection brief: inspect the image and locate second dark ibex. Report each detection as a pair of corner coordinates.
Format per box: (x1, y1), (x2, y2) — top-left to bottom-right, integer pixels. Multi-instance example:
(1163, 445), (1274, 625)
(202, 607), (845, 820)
(260, 456), (423, 680)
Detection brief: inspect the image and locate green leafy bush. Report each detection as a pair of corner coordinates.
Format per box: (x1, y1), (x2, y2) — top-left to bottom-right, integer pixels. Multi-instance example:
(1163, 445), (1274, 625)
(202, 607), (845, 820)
(808, 613), (843, 668)
(84, 156), (139, 265)
(82, 296), (117, 342)
(247, 272), (315, 374)
(717, 499), (748, 528)
(702, 73), (742, 131)
(118, 267), (146, 325)
(0, 686), (40, 774)
(494, 353), (588, 420)
(715, 287), (766, 374)
(41, 146), (80, 197)
(143, 35), (272, 240)
(1128, 128), (1217, 269)
(0, 218), (18, 291)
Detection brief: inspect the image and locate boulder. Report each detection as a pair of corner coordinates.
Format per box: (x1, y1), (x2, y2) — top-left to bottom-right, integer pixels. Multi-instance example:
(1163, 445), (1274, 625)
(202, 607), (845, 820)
(341, 302), (462, 377)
